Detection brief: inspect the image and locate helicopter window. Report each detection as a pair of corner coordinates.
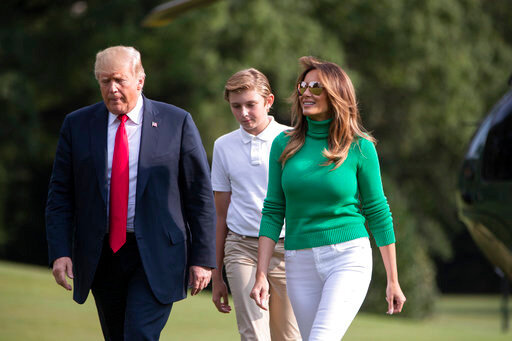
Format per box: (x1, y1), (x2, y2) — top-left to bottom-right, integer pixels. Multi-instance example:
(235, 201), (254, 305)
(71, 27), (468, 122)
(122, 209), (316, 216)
(482, 101), (512, 181)
(466, 113), (493, 159)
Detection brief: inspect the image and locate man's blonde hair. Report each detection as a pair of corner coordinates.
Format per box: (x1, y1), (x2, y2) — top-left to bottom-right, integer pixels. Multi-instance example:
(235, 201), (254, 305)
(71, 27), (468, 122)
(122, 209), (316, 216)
(94, 45), (145, 80)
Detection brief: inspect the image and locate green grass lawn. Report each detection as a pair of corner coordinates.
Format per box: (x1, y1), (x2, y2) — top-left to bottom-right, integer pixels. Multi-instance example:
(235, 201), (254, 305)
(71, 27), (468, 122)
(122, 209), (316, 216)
(0, 260), (510, 340)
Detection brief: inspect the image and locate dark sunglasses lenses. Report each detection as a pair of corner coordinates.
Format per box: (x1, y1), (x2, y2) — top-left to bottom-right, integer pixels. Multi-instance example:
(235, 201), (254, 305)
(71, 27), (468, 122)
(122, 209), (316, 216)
(298, 81), (323, 96)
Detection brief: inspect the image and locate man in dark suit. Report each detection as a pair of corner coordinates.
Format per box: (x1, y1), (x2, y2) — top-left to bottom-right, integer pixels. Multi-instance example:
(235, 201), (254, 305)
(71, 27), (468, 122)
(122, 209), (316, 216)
(46, 45), (216, 340)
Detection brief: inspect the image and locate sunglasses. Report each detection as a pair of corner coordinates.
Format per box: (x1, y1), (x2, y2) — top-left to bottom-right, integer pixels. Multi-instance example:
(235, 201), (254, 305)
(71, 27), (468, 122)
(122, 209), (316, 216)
(297, 81), (324, 96)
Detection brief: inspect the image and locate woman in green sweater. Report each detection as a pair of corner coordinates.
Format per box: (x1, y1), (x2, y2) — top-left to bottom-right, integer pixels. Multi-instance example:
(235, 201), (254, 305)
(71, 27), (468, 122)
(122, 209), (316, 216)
(250, 56), (406, 340)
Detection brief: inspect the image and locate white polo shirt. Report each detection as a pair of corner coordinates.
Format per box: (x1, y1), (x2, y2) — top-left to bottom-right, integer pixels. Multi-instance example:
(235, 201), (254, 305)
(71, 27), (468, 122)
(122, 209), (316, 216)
(211, 117), (289, 237)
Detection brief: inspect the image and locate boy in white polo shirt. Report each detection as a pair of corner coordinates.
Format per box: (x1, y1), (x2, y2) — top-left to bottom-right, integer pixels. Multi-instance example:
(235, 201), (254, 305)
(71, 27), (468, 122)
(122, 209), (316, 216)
(211, 68), (300, 341)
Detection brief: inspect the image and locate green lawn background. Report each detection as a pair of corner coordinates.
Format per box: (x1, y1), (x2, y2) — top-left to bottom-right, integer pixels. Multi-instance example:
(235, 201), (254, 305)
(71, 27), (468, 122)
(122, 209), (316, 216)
(0, 261), (510, 340)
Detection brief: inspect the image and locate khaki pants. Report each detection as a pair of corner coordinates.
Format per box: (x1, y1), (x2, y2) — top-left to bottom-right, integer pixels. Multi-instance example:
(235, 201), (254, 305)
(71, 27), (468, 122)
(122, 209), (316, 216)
(224, 231), (301, 341)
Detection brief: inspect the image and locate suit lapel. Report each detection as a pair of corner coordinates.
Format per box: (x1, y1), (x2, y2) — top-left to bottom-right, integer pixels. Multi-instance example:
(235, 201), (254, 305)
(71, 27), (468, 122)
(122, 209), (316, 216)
(136, 96), (159, 204)
(90, 104), (109, 206)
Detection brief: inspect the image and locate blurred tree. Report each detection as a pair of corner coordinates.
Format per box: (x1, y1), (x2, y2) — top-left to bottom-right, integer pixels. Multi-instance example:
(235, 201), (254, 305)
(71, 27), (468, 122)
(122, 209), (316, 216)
(310, 0), (512, 316)
(0, 0), (511, 318)
(0, 0), (162, 262)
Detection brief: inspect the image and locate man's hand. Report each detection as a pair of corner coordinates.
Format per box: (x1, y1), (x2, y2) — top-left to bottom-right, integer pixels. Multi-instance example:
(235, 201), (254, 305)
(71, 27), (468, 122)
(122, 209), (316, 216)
(188, 266), (212, 296)
(52, 257), (73, 291)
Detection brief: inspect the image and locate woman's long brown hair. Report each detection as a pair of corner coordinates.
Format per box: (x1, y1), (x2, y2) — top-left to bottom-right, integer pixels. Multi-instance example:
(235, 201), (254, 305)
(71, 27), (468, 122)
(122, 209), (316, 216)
(279, 56), (375, 169)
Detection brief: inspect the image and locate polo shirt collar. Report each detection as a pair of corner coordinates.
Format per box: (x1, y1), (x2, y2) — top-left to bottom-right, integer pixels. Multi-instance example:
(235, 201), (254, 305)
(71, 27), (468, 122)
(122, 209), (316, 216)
(239, 116), (278, 144)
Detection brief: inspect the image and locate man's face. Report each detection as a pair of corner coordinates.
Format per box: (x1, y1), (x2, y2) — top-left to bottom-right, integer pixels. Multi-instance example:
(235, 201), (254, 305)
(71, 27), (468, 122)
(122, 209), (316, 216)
(97, 59), (144, 115)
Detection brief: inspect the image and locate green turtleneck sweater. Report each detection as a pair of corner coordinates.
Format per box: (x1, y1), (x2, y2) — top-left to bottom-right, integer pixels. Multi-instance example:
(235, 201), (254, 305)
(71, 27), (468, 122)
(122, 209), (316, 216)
(259, 117), (395, 250)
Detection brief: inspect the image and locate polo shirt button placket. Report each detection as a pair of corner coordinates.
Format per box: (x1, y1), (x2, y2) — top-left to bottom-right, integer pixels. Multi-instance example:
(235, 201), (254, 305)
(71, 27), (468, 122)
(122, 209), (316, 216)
(250, 137), (261, 166)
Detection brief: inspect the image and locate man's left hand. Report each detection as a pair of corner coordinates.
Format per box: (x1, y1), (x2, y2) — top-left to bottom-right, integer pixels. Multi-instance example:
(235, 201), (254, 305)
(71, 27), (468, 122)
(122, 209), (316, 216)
(188, 266), (212, 296)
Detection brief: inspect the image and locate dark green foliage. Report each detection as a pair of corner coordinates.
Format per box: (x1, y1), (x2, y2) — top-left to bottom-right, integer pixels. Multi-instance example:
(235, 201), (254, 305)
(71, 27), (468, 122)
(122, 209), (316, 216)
(364, 177), (437, 317)
(1, 0), (511, 317)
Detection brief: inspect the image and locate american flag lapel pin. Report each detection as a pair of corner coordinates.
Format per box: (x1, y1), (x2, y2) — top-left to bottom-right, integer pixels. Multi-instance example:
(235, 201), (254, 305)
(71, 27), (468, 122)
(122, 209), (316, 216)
(152, 121), (158, 127)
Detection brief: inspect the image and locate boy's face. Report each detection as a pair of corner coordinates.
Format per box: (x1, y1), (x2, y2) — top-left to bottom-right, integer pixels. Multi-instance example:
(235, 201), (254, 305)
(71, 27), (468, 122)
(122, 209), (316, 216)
(228, 89), (273, 136)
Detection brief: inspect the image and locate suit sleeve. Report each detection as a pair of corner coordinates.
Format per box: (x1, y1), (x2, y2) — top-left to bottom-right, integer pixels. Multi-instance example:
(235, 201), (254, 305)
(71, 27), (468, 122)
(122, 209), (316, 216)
(45, 116), (74, 266)
(179, 113), (216, 268)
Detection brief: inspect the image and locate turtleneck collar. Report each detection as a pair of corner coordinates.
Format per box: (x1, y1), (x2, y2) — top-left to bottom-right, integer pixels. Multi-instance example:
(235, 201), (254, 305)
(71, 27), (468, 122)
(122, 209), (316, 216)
(306, 116), (332, 138)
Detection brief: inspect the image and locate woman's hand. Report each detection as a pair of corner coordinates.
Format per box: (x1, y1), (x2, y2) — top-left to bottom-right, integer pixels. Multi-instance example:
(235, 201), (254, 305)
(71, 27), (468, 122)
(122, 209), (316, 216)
(250, 236), (277, 311)
(385, 281), (406, 315)
(250, 272), (270, 311)
(378, 243), (406, 314)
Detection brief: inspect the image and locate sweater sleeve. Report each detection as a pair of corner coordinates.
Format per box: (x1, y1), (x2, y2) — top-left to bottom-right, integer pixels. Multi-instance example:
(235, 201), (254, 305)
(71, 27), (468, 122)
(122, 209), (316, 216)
(259, 133), (287, 242)
(357, 138), (396, 246)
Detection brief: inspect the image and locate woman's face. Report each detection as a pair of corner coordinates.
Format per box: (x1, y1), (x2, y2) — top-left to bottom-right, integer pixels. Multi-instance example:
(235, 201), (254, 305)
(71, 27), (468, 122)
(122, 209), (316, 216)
(299, 69), (330, 121)
(228, 89), (274, 135)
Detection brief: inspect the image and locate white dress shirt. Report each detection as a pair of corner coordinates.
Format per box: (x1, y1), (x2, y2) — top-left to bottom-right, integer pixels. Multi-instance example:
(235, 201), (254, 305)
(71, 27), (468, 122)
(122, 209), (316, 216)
(211, 116), (289, 237)
(107, 95), (143, 232)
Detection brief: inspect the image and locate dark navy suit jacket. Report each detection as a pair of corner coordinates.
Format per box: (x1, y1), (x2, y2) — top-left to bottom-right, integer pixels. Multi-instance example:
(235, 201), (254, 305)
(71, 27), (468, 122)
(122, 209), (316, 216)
(46, 96), (216, 304)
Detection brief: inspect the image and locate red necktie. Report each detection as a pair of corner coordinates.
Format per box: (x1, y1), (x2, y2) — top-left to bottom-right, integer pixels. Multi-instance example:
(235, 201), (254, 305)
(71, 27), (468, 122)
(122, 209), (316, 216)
(109, 114), (129, 253)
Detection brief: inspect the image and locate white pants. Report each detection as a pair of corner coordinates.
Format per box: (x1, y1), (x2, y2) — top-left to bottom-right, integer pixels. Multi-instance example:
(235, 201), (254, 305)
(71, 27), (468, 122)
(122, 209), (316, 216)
(285, 237), (372, 341)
